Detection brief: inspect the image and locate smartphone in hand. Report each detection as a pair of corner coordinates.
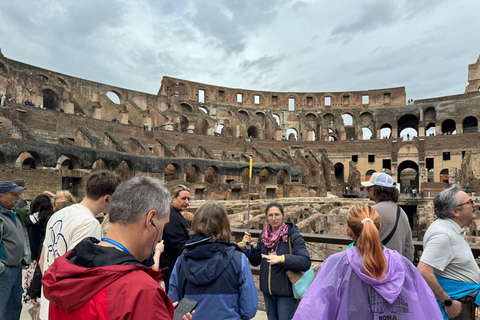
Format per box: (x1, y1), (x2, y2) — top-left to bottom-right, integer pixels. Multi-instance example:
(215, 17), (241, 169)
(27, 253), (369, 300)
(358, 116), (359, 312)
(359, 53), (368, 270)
(173, 298), (198, 320)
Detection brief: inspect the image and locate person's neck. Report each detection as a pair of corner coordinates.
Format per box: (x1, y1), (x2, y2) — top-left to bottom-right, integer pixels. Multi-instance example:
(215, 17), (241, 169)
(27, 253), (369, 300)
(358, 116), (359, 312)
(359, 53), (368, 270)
(451, 217), (467, 229)
(79, 197), (103, 216)
(101, 224), (143, 261)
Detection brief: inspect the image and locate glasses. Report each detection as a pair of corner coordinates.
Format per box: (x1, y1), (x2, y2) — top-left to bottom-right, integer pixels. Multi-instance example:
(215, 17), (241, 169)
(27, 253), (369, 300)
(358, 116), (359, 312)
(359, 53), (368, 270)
(457, 199), (474, 207)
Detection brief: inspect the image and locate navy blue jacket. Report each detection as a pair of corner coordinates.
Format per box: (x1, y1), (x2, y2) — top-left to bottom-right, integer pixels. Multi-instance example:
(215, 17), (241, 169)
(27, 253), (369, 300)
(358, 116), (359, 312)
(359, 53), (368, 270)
(169, 234), (258, 320)
(246, 222), (311, 297)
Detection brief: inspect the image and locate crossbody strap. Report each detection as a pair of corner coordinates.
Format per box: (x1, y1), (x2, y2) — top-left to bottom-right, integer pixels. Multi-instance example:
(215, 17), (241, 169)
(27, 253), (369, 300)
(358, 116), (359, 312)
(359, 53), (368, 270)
(288, 236), (293, 255)
(382, 205), (401, 246)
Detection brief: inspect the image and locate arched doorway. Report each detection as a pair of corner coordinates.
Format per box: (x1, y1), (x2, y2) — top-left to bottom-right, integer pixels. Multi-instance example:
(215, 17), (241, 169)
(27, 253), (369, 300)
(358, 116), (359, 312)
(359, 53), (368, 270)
(366, 169), (376, 181)
(441, 119), (456, 135)
(334, 163), (344, 184)
(164, 163), (179, 181)
(42, 89), (60, 110)
(397, 161), (419, 191)
(440, 169), (449, 184)
(205, 166), (219, 184)
(247, 126), (258, 139)
(463, 116), (478, 133)
(186, 165), (200, 183)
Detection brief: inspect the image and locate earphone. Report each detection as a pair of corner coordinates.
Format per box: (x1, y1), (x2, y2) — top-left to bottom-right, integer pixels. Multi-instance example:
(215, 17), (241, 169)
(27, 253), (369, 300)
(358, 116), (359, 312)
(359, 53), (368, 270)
(150, 218), (159, 253)
(105, 198), (110, 203)
(150, 219), (156, 227)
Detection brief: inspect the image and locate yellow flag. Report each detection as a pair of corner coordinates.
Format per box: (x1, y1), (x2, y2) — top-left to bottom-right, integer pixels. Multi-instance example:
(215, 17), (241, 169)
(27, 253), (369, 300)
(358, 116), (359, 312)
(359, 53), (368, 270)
(249, 158), (252, 178)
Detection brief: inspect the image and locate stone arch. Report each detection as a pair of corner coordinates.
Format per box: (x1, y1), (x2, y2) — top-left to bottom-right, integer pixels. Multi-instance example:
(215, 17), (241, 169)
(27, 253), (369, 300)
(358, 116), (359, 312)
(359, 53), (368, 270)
(199, 106), (208, 114)
(176, 116), (189, 132)
(115, 160), (134, 181)
(205, 166), (219, 184)
(92, 159), (111, 171)
(276, 169), (289, 185)
(15, 151), (42, 170)
(463, 116), (478, 133)
(272, 114), (280, 126)
(366, 169), (376, 181)
(164, 163), (180, 181)
(323, 113), (335, 129)
(180, 103), (193, 113)
(380, 123), (392, 139)
(57, 77), (69, 88)
(56, 155), (80, 170)
(360, 112), (374, 140)
(398, 160), (419, 190)
(186, 165), (200, 183)
(259, 168), (273, 184)
(287, 128), (297, 141)
(238, 110), (249, 122)
(397, 114), (419, 138)
(441, 119), (456, 135)
(440, 168), (449, 183)
(42, 88), (61, 110)
(247, 126), (258, 139)
(424, 107), (436, 122)
(342, 113), (355, 140)
(334, 162), (344, 184)
(106, 91), (122, 104)
(425, 122), (436, 136)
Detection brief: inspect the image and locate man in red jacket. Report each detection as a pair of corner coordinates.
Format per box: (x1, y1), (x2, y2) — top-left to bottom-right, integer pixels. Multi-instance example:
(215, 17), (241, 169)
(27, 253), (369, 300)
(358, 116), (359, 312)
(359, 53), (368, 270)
(42, 177), (194, 320)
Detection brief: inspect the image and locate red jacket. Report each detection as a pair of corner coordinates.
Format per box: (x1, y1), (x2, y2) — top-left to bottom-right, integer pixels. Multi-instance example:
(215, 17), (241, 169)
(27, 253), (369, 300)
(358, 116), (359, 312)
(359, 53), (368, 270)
(42, 237), (174, 320)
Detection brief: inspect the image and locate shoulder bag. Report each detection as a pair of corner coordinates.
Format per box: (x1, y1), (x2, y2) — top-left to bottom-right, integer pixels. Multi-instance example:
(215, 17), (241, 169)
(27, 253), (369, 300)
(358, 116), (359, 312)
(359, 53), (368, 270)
(285, 236), (315, 299)
(381, 205), (400, 246)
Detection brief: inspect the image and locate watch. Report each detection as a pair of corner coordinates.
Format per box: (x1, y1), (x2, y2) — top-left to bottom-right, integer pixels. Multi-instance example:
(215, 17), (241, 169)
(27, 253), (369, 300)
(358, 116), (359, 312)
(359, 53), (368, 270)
(444, 298), (453, 307)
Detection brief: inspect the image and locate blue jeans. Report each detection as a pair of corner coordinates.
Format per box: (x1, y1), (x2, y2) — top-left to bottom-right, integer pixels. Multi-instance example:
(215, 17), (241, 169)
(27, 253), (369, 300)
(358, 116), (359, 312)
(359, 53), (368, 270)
(0, 265), (23, 320)
(263, 293), (297, 320)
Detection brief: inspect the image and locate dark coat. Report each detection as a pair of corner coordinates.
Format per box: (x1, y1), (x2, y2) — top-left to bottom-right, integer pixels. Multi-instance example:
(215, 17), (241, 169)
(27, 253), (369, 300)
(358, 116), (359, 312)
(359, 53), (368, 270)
(246, 221), (311, 297)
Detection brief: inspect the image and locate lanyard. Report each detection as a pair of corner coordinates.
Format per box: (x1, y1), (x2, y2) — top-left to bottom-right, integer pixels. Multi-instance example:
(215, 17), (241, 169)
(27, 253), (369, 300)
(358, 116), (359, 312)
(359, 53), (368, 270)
(101, 238), (131, 255)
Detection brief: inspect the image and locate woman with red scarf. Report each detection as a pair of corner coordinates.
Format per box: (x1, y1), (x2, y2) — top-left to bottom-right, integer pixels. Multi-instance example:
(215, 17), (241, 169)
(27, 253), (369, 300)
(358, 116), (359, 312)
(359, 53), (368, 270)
(243, 202), (311, 320)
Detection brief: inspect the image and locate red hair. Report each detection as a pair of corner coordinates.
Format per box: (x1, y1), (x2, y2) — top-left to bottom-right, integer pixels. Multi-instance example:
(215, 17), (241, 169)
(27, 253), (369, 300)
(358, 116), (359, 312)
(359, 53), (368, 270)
(347, 205), (387, 280)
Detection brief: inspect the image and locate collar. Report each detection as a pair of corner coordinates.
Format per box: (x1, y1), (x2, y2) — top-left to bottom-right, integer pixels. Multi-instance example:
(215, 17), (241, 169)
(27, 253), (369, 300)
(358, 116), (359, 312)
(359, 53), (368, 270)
(446, 218), (465, 235)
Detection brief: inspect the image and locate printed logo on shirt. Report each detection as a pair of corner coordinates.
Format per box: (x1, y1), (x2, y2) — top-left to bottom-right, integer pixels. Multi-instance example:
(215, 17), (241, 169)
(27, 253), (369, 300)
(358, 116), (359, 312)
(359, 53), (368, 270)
(46, 219), (67, 265)
(367, 285), (410, 316)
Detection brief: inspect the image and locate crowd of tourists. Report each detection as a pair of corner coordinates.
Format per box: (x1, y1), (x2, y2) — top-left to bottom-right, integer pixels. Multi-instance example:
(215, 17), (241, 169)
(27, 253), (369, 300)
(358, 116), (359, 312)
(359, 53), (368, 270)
(0, 171), (478, 319)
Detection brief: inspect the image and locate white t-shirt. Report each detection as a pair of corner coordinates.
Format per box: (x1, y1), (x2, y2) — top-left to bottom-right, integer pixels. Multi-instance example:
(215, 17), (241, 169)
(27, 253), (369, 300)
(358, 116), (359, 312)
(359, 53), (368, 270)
(40, 204), (102, 320)
(421, 218), (480, 284)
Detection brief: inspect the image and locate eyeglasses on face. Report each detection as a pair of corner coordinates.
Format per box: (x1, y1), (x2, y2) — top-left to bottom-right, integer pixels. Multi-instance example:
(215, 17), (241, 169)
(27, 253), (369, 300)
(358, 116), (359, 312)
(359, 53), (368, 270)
(457, 199), (474, 207)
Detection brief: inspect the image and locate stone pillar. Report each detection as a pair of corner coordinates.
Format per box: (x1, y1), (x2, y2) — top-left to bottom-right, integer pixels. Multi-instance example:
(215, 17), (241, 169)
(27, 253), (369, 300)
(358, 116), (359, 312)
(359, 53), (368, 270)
(0, 94), (5, 106)
(64, 102), (74, 114)
(418, 125), (426, 137)
(449, 167), (458, 185)
(419, 167), (428, 191)
(120, 110), (128, 124)
(143, 116), (152, 131)
(456, 122), (463, 134)
(92, 105), (102, 120)
(187, 120), (195, 134)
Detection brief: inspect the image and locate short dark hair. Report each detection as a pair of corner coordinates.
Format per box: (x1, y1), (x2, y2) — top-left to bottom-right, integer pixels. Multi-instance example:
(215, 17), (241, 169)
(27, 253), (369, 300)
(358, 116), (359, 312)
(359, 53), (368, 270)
(85, 170), (122, 200)
(372, 185), (398, 203)
(30, 194), (54, 223)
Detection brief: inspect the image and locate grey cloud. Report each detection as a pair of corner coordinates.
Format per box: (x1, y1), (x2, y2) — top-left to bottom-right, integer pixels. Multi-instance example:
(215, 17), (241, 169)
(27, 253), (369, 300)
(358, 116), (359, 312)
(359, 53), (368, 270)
(330, 1), (399, 39)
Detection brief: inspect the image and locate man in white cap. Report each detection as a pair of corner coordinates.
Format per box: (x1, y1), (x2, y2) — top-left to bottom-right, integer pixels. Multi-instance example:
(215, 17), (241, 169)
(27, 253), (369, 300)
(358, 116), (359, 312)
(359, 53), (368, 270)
(361, 172), (414, 261)
(0, 181), (27, 320)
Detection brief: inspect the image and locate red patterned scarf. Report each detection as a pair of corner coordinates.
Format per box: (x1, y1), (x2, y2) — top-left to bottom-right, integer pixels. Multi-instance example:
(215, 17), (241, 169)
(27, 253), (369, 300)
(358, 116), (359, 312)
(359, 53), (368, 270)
(261, 222), (289, 249)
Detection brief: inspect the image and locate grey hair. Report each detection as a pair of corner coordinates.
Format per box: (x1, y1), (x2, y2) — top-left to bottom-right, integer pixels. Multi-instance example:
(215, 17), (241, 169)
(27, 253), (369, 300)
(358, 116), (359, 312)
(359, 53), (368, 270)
(434, 184), (462, 219)
(109, 176), (172, 224)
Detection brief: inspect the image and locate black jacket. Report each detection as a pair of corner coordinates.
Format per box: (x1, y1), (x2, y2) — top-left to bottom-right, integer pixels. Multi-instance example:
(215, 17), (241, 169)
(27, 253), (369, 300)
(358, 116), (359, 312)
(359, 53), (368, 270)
(160, 207), (190, 289)
(246, 222), (311, 297)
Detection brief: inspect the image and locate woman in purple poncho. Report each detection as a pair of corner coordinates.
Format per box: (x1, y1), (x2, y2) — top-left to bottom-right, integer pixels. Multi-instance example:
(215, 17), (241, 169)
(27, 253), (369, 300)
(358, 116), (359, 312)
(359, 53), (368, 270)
(293, 205), (442, 320)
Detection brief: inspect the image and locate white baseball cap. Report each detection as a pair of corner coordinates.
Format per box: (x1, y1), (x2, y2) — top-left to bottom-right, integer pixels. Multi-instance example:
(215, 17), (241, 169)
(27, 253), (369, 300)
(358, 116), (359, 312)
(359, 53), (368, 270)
(361, 172), (394, 187)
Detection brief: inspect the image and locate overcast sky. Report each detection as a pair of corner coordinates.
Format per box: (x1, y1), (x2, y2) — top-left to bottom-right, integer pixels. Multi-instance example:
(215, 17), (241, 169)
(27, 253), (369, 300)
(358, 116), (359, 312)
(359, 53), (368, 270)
(1, 0), (479, 101)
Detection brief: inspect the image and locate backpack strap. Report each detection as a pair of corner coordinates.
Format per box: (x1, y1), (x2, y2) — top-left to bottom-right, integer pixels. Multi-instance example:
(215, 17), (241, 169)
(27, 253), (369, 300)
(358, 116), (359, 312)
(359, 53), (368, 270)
(382, 205), (401, 246)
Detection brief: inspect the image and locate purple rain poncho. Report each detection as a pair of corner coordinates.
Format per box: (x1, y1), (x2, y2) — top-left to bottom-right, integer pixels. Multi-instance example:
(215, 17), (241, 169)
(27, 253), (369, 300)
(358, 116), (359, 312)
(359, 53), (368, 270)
(293, 247), (443, 320)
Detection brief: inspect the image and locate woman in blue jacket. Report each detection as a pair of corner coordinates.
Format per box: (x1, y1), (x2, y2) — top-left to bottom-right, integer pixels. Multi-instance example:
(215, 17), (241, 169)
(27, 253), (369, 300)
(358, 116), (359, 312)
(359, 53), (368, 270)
(243, 202), (311, 320)
(169, 201), (258, 320)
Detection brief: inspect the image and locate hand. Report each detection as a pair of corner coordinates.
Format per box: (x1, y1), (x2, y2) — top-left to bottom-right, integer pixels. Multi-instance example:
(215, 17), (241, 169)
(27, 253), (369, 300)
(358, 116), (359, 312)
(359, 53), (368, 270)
(156, 240), (164, 253)
(261, 254), (282, 265)
(445, 300), (461, 319)
(31, 298), (39, 308)
(172, 301), (196, 320)
(243, 232), (252, 249)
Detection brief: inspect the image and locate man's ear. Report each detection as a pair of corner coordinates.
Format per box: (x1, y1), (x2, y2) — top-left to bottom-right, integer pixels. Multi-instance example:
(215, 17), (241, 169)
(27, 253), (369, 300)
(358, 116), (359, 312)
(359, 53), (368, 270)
(146, 209), (157, 227)
(450, 207), (460, 218)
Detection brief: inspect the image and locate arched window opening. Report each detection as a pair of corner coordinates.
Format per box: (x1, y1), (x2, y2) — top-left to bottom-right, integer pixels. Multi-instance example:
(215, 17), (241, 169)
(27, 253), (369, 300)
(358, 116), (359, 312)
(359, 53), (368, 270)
(273, 114), (280, 125)
(440, 168), (449, 184)
(380, 124), (392, 139)
(180, 103), (193, 113)
(397, 114), (419, 140)
(342, 114), (353, 126)
(199, 107), (208, 114)
(441, 119), (456, 135)
(398, 161), (419, 191)
(92, 159), (110, 171)
(115, 161), (133, 181)
(205, 166), (218, 184)
(247, 126), (258, 139)
(425, 123), (436, 136)
(286, 128), (297, 141)
(362, 127), (373, 140)
(463, 116), (478, 133)
(164, 164), (179, 182)
(366, 170), (376, 181)
(215, 124), (224, 136)
(277, 170), (288, 185)
(106, 91), (120, 104)
(186, 165), (199, 183)
(259, 168), (272, 184)
(399, 128), (417, 141)
(42, 89), (60, 110)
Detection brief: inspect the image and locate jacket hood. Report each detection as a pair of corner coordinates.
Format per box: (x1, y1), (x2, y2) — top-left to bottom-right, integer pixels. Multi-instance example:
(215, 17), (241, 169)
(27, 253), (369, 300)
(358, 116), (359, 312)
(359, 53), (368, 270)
(42, 237), (163, 311)
(347, 246), (405, 304)
(180, 234), (239, 286)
